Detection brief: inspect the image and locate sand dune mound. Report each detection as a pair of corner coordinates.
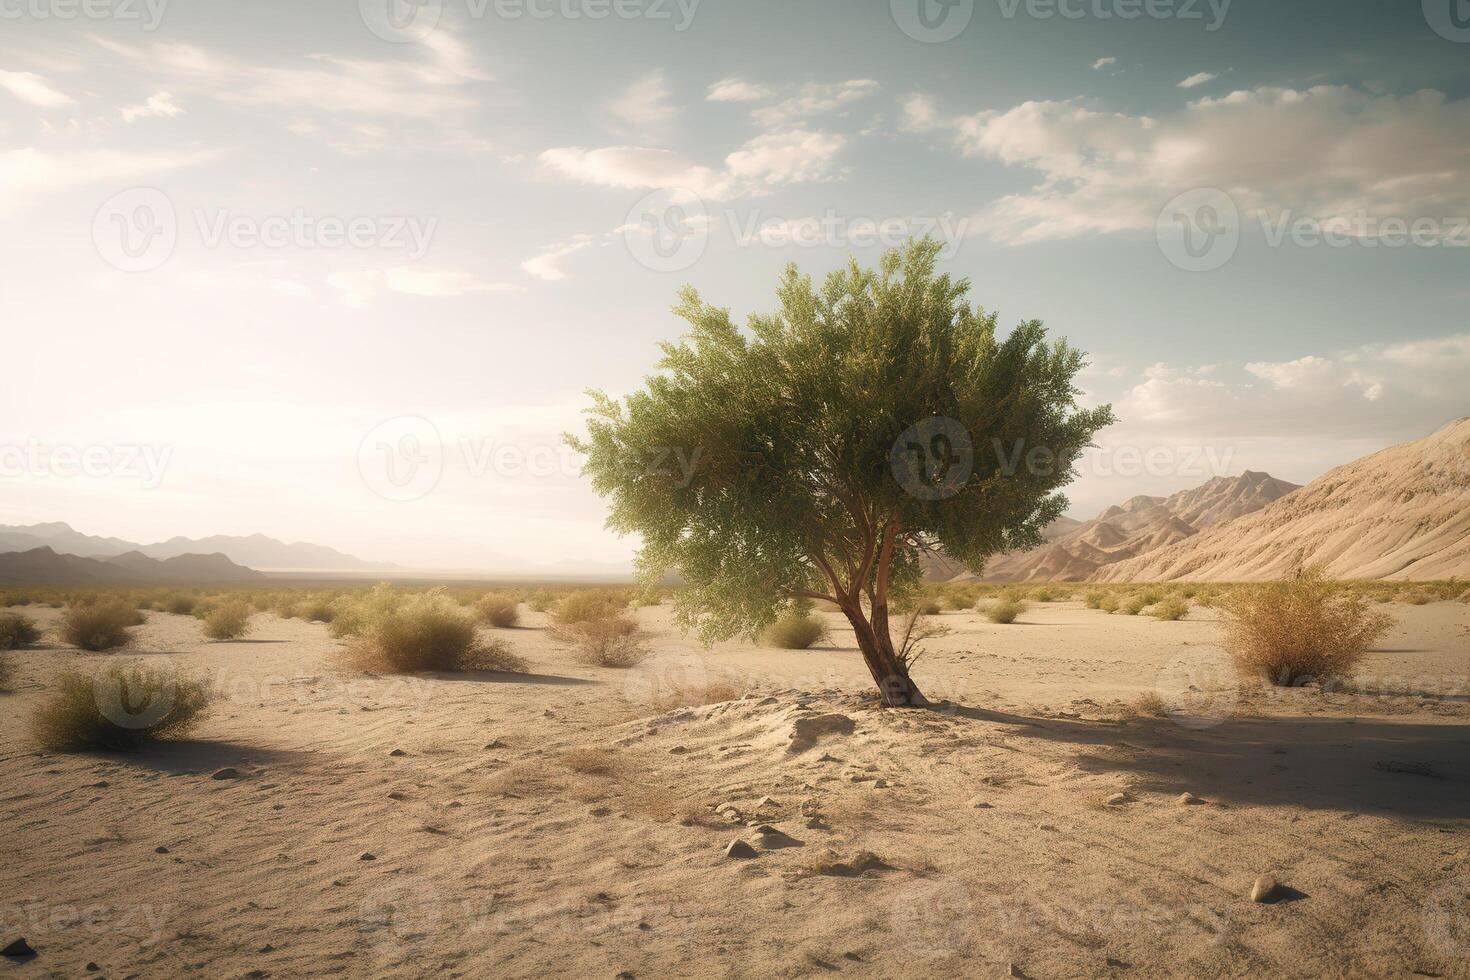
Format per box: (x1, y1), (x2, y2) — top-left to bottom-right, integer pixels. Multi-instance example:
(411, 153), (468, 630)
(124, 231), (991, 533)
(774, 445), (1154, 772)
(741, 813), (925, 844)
(1097, 418), (1470, 581)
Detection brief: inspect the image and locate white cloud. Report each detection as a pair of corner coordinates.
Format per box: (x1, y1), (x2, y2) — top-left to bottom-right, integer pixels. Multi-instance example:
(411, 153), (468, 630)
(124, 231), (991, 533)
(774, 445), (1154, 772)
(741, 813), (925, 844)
(1178, 72), (1218, 89)
(539, 128), (847, 201)
(911, 85), (1470, 244)
(0, 70), (74, 107)
(707, 77), (771, 103)
(1091, 57), (1118, 70)
(750, 79), (880, 127)
(120, 91), (183, 122)
(901, 93), (939, 131)
(521, 235), (594, 281)
(607, 70), (679, 137)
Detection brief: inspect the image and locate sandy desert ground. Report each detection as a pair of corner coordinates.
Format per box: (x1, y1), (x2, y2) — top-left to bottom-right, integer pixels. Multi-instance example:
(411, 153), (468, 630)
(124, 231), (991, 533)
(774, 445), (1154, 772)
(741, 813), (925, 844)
(3, 599), (1469, 978)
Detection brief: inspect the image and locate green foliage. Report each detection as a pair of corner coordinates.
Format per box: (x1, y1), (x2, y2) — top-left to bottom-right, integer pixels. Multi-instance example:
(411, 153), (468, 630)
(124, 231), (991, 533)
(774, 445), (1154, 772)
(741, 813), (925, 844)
(341, 588), (527, 674)
(569, 240), (1113, 661)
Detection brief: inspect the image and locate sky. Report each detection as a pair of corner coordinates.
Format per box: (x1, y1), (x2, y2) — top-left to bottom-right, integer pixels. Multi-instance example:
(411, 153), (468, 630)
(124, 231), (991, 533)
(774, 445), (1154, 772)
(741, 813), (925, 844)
(1, 0), (1468, 572)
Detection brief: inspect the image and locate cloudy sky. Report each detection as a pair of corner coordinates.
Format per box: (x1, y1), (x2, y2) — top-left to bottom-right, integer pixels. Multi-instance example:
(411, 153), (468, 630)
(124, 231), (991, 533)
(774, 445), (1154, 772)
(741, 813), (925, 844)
(2, 0), (1468, 572)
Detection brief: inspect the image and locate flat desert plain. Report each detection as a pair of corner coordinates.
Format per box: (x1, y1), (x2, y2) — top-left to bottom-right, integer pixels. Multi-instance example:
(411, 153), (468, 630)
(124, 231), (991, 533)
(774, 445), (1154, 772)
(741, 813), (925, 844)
(3, 599), (1469, 978)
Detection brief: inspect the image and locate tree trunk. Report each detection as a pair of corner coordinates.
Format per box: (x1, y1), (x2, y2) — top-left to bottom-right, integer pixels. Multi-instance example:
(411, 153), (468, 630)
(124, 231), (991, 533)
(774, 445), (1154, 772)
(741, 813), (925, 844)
(841, 606), (926, 707)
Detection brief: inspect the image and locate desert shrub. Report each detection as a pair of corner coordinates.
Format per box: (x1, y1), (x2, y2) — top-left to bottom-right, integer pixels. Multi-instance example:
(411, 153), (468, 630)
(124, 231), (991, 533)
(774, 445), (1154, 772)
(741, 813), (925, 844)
(914, 598), (944, 615)
(202, 602), (253, 641)
(762, 611), (831, 650)
(553, 590), (626, 624)
(0, 613), (42, 651)
(1084, 589), (1107, 610)
(1097, 592), (1120, 613)
(161, 593), (196, 615)
(0, 651), (12, 691)
(59, 601), (137, 651)
(1119, 594), (1148, 616)
(528, 590), (557, 613)
(985, 598), (1025, 624)
(274, 597), (300, 619)
(553, 614), (647, 667)
(651, 677), (744, 712)
(31, 662), (211, 751)
(297, 596), (338, 623)
(475, 592), (520, 628)
(941, 589), (975, 611)
(0, 591), (34, 607)
(1220, 566), (1394, 686)
(1151, 597), (1190, 621)
(342, 589), (526, 673)
(1137, 587), (1164, 606)
(1031, 586), (1055, 603)
(1400, 590), (1435, 606)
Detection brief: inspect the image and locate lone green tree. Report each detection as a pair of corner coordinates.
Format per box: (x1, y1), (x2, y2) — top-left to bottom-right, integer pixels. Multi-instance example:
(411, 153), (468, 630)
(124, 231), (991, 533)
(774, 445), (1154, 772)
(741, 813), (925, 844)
(569, 240), (1113, 706)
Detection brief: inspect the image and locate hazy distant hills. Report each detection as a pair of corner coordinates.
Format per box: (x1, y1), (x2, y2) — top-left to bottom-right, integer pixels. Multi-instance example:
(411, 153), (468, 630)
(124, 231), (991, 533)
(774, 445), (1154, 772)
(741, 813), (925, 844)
(0, 547), (265, 584)
(1097, 418), (1470, 582)
(0, 523), (392, 572)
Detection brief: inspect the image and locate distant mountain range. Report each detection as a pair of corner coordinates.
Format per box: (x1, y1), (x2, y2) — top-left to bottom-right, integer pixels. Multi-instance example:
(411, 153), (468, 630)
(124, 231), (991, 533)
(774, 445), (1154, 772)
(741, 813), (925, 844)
(0, 522), (393, 572)
(1097, 418), (1470, 582)
(0, 547), (264, 584)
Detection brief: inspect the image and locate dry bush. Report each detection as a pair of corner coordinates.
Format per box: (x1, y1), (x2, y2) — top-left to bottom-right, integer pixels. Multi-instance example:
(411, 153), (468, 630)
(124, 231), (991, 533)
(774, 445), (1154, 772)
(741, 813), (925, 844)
(1130, 691), (1166, 716)
(297, 596), (338, 623)
(0, 650), (12, 691)
(1097, 592), (1121, 613)
(274, 597), (300, 619)
(1119, 594), (1148, 616)
(1400, 590), (1435, 606)
(1151, 597), (1190, 621)
(475, 592), (520, 628)
(32, 663), (211, 751)
(1083, 589), (1107, 609)
(914, 597), (944, 615)
(940, 589), (975, 611)
(162, 593), (196, 615)
(59, 601), (138, 651)
(553, 614), (647, 667)
(985, 598), (1025, 624)
(341, 589), (526, 674)
(552, 590), (626, 624)
(1030, 586), (1056, 603)
(1221, 566), (1394, 686)
(651, 677), (744, 712)
(202, 602), (253, 641)
(762, 611), (831, 649)
(527, 590), (558, 613)
(0, 612), (42, 651)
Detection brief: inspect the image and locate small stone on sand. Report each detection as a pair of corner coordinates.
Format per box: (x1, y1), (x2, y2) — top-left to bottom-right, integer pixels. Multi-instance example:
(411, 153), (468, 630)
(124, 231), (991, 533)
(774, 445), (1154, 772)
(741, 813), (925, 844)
(1250, 874), (1279, 903)
(1178, 792), (1204, 805)
(1, 939), (36, 958)
(211, 768), (240, 781)
(724, 839), (758, 859)
(359, 852), (376, 862)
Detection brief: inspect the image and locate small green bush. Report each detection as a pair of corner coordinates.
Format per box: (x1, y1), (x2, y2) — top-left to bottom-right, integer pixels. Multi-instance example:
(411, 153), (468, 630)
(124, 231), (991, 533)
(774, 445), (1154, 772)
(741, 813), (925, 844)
(1083, 589), (1106, 610)
(553, 590), (626, 624)
(32, 662), (211, 751)
(297, 596), (338, 623)
(59, 601), (138, 651)
(762, 611), (831, 649)
(342, 589), (527, 673)
(162, 594), (196, 615)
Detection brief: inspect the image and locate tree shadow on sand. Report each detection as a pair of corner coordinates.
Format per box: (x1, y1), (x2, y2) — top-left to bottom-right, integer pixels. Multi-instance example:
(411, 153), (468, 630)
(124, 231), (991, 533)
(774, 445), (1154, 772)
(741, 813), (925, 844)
(932, 702), (1470, 820)
(110, 740), (311, 775)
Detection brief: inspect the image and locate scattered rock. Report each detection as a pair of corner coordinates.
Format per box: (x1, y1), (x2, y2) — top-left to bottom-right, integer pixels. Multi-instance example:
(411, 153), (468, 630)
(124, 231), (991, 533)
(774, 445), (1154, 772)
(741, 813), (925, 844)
(668, 746), (689, 755)
(968, 797), (994, 809)
(788, 713), (856, 754)
(388, 749), (407, 757)
(359, 852), (377, 862)
(1037, 822), (1057, 832)
(755, 795), (777, 807)
(1008, 963), (1026, 978)
(1178, 792), (1204, 806)
(484, 739), (506, 749)
(1105, 956), (1128, 968)
(1, 939), (36, 958)
(870, 778), (889, 789)
(154, 846), (170, 854)
(211, 768), (240, 781)
(814, 850), (890, 877)
(724, 839), (758, 860)
(1250, 875), (1279, 903)
(86, 963), (100, 972)
(1106, 793), (1130, 806)
(589, 806), (612, 817)
(387, 792), (407, 801)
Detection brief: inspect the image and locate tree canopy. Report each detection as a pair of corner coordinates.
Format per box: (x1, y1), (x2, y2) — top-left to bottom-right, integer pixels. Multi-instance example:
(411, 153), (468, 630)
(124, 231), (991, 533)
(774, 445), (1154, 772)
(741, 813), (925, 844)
(569, 239), (1114, 705)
